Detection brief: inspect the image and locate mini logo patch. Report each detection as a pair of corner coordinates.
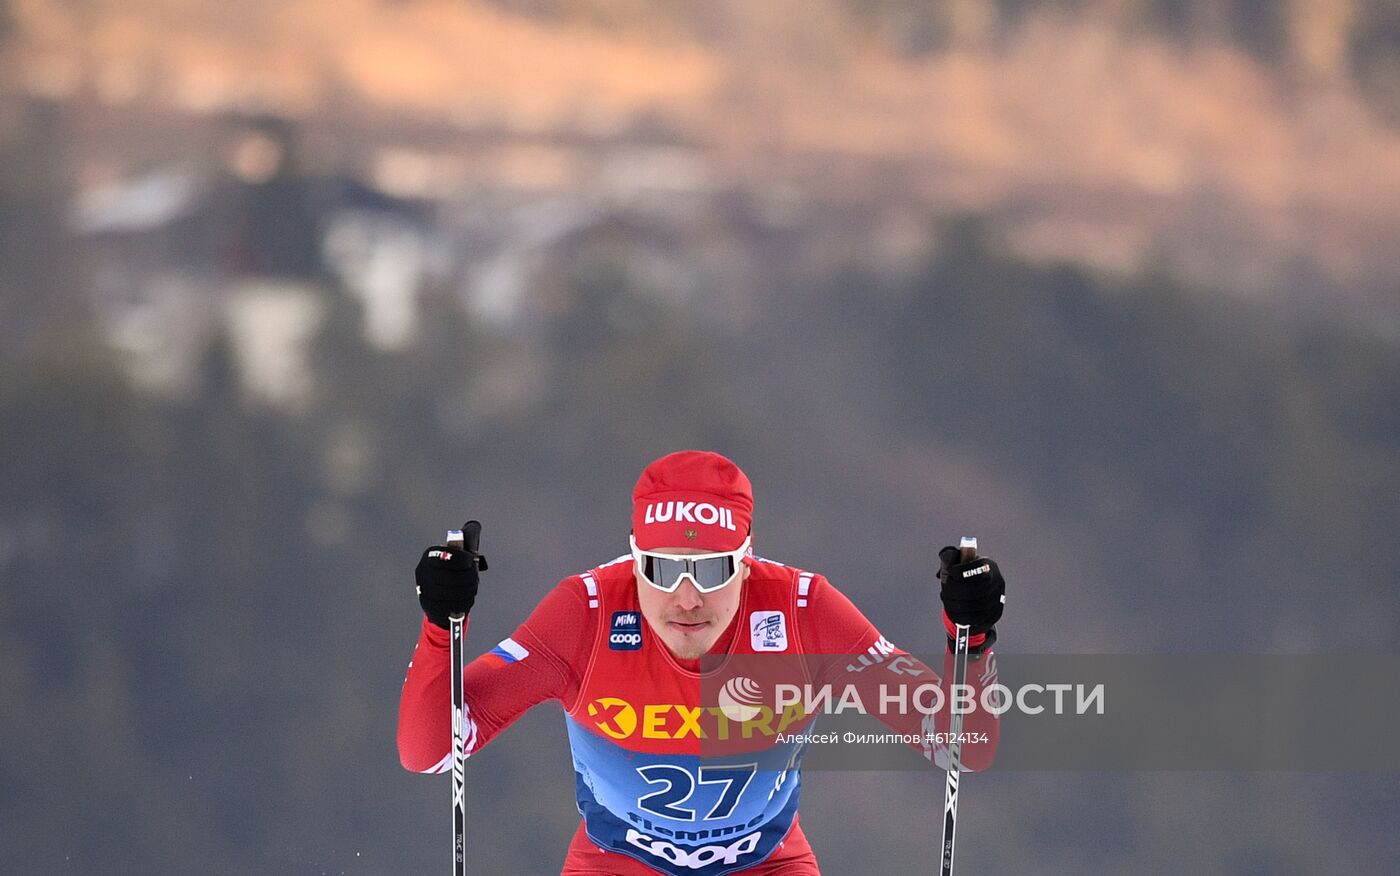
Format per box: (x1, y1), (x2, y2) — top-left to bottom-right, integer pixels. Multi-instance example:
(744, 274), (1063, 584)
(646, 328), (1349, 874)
(610, 611), (643, 651)
(750, 611), (787, 651)
(684, 528), (698, 541)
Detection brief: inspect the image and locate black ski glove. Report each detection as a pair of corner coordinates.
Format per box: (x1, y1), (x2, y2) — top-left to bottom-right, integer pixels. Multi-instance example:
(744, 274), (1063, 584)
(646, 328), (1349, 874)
(938, 546), (1005, 653)
(415, 545), (485, 629)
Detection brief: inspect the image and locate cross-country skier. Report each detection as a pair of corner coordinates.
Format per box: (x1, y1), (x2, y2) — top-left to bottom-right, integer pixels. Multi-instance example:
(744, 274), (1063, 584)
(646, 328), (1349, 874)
(398, 450), (1006, 874)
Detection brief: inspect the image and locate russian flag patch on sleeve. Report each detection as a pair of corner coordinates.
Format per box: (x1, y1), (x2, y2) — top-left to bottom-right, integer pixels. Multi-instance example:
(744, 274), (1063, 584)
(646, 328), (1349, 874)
(487, 637), (529, 664)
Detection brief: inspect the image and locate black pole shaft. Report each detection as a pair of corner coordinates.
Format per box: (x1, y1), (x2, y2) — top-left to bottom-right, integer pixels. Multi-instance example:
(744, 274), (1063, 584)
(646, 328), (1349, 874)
(940, 536), (977, 876)
(449, 612), (466, 876)
(445, 521), (480, 876)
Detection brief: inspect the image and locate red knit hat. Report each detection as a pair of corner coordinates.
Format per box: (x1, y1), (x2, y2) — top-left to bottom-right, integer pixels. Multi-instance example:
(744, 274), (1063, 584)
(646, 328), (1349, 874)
(632, 450), (753, 551)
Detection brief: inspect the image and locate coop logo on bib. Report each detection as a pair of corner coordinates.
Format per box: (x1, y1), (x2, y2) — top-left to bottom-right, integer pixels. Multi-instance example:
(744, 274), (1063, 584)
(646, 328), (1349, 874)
(750, 611), (787, 651)
(625, 828), (762, 870)
(610, 611), (643, 651)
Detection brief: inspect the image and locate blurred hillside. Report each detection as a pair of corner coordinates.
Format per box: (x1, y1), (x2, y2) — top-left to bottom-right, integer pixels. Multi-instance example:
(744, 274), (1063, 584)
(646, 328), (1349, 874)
(1, 1), (1399, 874)
(4, 0), (1399, 318)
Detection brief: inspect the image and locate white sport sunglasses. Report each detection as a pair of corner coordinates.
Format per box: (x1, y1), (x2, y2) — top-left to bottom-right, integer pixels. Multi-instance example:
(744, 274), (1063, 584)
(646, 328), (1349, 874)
(629, 534), (752, 593)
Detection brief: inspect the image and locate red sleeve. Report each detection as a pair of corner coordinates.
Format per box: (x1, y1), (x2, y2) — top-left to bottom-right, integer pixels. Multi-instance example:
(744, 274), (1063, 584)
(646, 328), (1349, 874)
(397, 577), (596, 773)
(802, 574), (999, 771)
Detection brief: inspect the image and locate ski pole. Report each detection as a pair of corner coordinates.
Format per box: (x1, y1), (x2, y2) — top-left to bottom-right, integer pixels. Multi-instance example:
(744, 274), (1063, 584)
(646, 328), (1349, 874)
(940, 535), (977, 876)
(444, 520), (483, 876)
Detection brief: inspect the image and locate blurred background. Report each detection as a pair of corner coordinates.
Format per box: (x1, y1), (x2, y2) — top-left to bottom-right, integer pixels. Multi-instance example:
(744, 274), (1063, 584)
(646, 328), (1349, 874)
(1, 0), (1398, 872)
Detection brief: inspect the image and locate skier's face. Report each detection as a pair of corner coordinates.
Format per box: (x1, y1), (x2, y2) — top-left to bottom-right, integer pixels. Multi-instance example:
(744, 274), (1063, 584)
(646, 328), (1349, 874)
(636, 547), (747, 660)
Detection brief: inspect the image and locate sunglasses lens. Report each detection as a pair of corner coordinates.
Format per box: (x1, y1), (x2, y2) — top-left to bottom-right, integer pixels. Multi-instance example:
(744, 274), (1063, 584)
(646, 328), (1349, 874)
(689, 556), (737, 592)
(643, 555), (689, 591)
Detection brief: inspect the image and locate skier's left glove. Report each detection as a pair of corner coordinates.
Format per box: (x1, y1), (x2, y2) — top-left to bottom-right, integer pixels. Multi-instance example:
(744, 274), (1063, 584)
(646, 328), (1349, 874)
(938, 547), (1005, 655)
(415, 545), (486, 630)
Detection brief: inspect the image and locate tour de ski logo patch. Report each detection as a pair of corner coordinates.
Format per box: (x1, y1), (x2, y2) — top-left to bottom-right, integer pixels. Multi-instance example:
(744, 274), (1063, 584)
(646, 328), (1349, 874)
(609, 611), (643, 651)
(750, 610), (788, 651)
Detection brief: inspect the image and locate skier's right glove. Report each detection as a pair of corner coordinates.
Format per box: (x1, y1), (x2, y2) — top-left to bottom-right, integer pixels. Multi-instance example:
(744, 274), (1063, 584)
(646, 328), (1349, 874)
(415, 545), (483, 629)
(938, 546), (1005, 655)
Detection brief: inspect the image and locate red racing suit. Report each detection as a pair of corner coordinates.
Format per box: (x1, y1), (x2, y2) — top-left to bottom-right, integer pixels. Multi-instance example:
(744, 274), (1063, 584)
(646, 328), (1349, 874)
(398, 553), (999, 875)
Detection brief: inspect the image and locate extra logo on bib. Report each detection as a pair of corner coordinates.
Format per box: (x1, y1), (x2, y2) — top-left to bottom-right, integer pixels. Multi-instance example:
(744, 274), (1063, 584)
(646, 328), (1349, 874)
(750, 610), (787, 651)
(610, 611), (643, 651)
